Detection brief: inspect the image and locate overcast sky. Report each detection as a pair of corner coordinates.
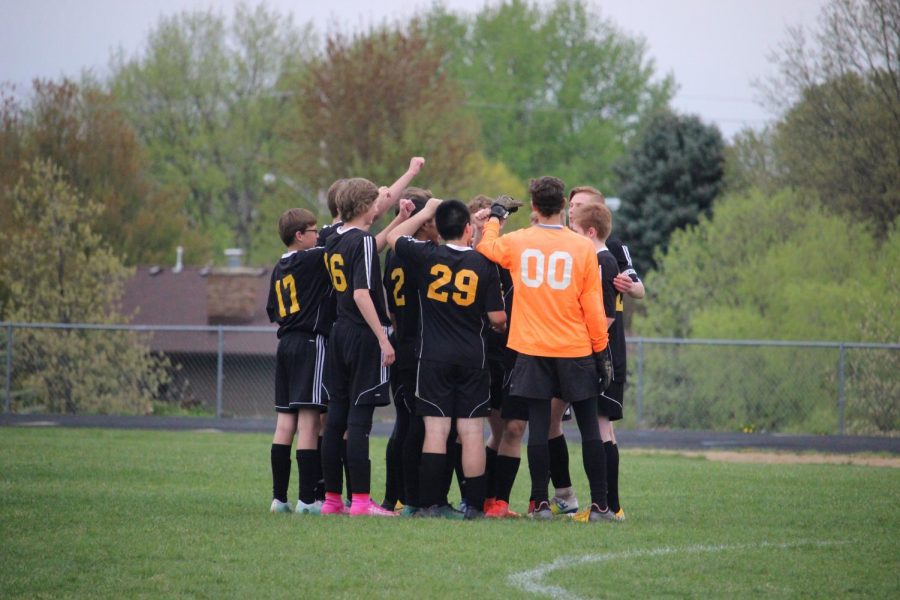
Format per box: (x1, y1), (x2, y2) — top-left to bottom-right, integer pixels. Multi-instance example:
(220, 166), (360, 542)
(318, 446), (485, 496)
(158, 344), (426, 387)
(0, 0), (826, 139)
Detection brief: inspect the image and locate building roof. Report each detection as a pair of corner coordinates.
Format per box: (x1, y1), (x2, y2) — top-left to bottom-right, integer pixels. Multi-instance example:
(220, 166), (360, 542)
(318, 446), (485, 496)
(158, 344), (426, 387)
(121, 266), (277, 355)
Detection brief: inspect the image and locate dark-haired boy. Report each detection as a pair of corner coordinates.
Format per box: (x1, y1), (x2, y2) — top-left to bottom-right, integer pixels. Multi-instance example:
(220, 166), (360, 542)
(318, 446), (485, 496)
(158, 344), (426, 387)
(388, 198), (507, 519)
(321, 178), (397, 517)
(266, 208), (332, 514)
(475, 176), (615, 521)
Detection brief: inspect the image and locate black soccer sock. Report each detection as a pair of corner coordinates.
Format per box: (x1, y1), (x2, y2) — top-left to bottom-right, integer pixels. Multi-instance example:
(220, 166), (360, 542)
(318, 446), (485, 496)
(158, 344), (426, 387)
(527, 443), (550, 505)
(494, 455), (520, 503)
(271, 443), (292, 503)
(440, 426), (457, 505)
(605, 441), (620, 513)
(342, 439), (352, 500)
(453, 441), (466, 501)
(419, 452), (447, 508)
(296, 449), (319, 505)
(548, 434), (572, 490)
(464, 474), (487, 514)
(485, 446), (498, 498)
(402, 416), (424, 507)
(314, 435), (325, 501)
(582, 439), (608, 509)
(382, 437), (400, 509)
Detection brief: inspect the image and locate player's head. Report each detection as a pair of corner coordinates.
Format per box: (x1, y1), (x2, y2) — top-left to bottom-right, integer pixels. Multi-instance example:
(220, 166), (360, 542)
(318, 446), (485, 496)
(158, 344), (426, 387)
(435, 199), (472, 243)
(400, 187), (438, 242)
(338, 178), (379, 224)
(568, 185), (605, 211)
(529, 176), (566, 217)
(467, 195), (492, 213)
(570, 203), (612, 243)
(278, 208), (317, 249)
(326, 178), (348, 219)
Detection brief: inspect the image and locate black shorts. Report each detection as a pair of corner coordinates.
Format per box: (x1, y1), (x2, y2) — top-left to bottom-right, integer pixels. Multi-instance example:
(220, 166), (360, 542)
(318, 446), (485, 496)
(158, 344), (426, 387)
(508, 353), (598, 404)
(500, 394), (530, 421)
(323, 320), (391, 407)
(416, 359), (490, 418)
(487, 358), (510, 411)
(391, 345), (417, 414)
(598, 379), (624, 421)
(274, 331), (327, 413)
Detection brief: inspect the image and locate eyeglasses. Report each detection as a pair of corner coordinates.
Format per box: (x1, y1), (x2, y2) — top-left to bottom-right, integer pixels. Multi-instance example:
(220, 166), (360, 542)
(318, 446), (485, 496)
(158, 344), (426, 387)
(301, 228), (318, 235)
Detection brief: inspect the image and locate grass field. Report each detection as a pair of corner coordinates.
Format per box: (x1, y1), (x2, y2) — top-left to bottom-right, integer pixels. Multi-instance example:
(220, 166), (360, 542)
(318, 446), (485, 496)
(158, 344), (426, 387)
(1, 427), (898, 599)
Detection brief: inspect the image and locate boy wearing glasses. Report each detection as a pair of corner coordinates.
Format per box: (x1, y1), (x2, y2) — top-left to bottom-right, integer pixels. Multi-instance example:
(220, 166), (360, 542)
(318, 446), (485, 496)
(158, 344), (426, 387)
(266, 208), (332, 514)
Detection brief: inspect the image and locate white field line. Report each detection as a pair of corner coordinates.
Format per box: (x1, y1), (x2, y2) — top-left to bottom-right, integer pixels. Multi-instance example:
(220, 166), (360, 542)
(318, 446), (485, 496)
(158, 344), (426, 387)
(507, 540), (849, 600)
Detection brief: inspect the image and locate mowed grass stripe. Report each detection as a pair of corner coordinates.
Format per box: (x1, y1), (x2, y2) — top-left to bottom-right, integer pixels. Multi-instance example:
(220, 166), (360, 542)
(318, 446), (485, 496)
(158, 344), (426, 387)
(1, 428), (897, 599)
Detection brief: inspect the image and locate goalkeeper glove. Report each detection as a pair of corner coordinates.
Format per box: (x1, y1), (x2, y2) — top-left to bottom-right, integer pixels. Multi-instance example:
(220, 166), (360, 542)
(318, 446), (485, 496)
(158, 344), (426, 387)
(594, 349), (612, 393)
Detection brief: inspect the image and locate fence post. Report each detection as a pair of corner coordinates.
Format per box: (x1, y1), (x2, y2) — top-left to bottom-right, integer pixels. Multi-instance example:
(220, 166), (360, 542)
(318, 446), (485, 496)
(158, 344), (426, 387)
(216, 327), (224, 418)
(838, 343), (846, 435)
(4, 324), (12, 414)
(636, 338), (644, 428)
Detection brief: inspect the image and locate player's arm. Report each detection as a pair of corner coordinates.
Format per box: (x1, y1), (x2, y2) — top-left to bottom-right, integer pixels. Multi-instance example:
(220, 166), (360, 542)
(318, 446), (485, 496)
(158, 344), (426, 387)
(475, 218), (512, 268)
(579, 251), (609, 353)
(353, 289), (395, 366)
(386, 197), (441, 249)
(374, 156), (425, 219)
(483, 263), (507, 333)
(609, 241), (645, 299)
(374, 199), (415, 252)
(601, 264), (616, 329)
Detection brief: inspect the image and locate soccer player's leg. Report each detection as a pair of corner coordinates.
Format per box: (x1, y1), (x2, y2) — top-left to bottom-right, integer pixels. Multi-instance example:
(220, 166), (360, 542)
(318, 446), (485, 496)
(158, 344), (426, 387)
(270, 332), (303, 513)
(382, 362), (410, 510)
(557, 355), (613, 523)
(599, 380), (625, 520)
(548, 397), (579, 515)
(346, 325), (394, 517)
(320, 323), (351, 515)
(455, 363), (491, 519)
(414, 359), (460, 519)
(485, 400), (527, 518)
(295, 407), (324, 514)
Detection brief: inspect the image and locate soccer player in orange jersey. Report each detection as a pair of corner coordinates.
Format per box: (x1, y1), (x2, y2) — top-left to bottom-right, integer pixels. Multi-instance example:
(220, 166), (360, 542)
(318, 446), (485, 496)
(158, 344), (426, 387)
(475, 176), (615, 521)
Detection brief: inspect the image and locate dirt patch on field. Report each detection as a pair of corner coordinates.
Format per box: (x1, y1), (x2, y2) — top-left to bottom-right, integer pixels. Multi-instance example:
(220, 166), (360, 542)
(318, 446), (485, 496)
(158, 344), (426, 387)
(632, 449), (900, 468)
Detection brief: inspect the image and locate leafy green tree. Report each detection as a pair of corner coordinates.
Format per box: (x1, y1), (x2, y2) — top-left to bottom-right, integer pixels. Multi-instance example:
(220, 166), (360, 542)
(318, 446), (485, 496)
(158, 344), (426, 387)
(284, 26), (481, 205)
(763, 0), (900, 236)
(635, 188), (899, 434)
(1, 160), (173, 414)
(419, 0), (674, 191)
(614, 110), (725, 272)
(0, 80), (192, 266)
(108, 3), (315, 263)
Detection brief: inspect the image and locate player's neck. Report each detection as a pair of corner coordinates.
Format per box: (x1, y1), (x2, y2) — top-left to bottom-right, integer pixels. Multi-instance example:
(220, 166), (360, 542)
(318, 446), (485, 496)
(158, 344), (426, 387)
(533, 213), (563, 227)
(592, 238), (607, 252)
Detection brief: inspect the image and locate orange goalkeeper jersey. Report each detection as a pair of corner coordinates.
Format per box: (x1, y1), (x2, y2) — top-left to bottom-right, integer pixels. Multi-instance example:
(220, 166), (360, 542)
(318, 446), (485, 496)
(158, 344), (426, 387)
(476, 220), (608, 357)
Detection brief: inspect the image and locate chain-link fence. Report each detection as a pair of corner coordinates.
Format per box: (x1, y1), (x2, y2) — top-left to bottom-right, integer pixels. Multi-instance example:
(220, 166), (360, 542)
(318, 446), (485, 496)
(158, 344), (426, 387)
(2, 322), (898, 435)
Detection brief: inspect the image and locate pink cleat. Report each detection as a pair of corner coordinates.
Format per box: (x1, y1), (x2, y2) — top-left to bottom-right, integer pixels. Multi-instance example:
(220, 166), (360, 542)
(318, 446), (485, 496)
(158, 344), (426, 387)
(350, 499), (397, 517)
(321, 493), (349, 515)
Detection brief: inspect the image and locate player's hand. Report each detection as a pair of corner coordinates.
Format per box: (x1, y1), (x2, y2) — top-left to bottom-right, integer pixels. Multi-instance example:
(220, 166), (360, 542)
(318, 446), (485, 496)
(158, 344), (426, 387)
(408, 157), (425, 175)
(380, 338), (396, 366)
(594, 350), (612, 392)
(489, 203), (509, 221)
(613, 273), (634, 293)
(398, 198), (415, 219)
(472, 208), (490, 227)
(377, 186), (391, 204)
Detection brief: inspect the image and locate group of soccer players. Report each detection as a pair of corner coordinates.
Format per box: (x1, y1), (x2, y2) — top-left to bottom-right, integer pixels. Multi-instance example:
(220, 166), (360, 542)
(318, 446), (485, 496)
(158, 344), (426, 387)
(266, 157), (644, 521)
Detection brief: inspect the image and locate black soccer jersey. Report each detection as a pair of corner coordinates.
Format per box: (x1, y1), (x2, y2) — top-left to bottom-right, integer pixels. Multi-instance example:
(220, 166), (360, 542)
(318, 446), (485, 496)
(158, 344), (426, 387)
(394, 237), (504, 369)
(384, 248), (419, 349)
(266, 247), (332, 338)
(486, 267), (513, 361)
(604, 237), (641, 381)
(324, 226), (391, 328)
(597, 249), (618, 324)
(317, 221), (342, 249)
